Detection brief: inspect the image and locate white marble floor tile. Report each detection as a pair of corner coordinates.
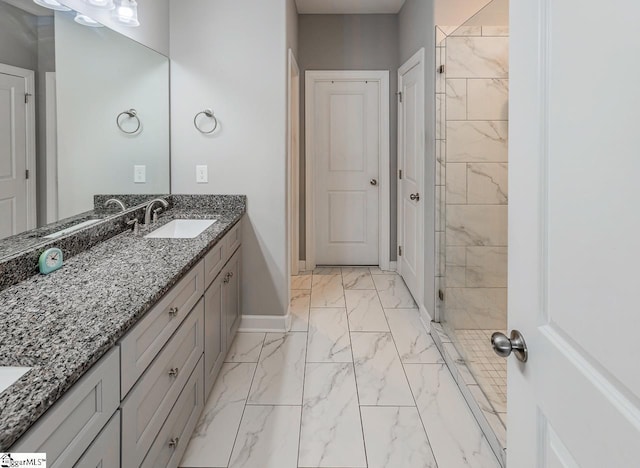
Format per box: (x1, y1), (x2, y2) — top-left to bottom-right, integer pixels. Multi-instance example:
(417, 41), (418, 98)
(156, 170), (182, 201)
(369, 266), (396, 275)
(313, 266), (342, 275)
(290, 290), (311, 332)
(361, 406), (437, 468)
(228, 405), (301, 468)
(405, 363), (501, 468)
(373, 274), (417, 308)
(306, 308), (352, 363)
(345, 289), (389, 332)
(247, 333), (306, 405)
(351, 332), (415, 406)
(341, 267), (375, 289)
(310, 274), (345, 308)
(385, 309), (444, 364)
(225, 333), (266, 363)
(291, 272), (312, 290)
(299, 363), (366, 468)
(180, 362), (257, 468)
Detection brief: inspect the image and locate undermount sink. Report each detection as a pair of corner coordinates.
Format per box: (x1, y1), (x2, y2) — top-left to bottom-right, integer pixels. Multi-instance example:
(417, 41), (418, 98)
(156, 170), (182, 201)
(0, 367), (32, 394)
(44, 219), (102, 239)
(144, 219), (216, 239)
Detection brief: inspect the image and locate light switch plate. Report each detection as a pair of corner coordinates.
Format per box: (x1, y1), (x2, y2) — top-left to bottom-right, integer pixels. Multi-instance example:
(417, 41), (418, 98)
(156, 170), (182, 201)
(196, 165), (208, 183)
(134, 165), (146, 183)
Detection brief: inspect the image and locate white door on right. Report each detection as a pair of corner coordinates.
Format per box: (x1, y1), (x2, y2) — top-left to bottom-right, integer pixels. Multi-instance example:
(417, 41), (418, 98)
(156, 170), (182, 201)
(508, 0), (640, 466)
(397, 50), (424, 304)
(0, 71), (28, 240)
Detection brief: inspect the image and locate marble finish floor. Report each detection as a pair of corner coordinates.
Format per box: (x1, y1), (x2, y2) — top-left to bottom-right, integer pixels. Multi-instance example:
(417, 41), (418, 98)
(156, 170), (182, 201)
(180, 267), (500, 468)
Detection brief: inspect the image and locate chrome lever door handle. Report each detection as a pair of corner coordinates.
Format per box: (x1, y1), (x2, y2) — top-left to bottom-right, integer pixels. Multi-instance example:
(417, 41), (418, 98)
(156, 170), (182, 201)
(491, 330), (528, 362)
(370, 179), (378, 186)
(410, 193), (420, 201)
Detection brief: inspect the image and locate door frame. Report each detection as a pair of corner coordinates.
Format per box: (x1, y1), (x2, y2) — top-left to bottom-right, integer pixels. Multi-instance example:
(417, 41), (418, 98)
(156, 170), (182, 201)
(287, 50), (300, 278)
(305, 70), (390, 270)
(0, 63), (36, 230)
(396, 49), (426, 312)
(45, 72), (58, 224)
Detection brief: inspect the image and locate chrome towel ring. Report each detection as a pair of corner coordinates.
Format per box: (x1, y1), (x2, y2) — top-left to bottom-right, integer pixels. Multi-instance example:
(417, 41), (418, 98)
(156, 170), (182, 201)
(194, 109), (218, 134)
(116, 109), (141, 134)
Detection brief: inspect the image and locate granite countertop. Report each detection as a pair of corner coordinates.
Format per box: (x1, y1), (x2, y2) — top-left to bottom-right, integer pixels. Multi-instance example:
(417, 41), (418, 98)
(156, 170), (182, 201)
(0, 200), (245, 450)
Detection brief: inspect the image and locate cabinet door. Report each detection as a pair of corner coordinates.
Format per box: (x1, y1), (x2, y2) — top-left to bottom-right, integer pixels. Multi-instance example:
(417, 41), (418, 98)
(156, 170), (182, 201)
(223, 249), (241, 351)
(204, 275), (224, 397)
(74, 411), (120, 468)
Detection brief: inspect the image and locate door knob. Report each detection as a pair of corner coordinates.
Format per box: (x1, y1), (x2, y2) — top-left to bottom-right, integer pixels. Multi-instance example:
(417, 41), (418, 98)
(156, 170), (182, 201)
(370, 179), (378, 186)
(491, 330), (528, 362)
(410, 193), (420, 201)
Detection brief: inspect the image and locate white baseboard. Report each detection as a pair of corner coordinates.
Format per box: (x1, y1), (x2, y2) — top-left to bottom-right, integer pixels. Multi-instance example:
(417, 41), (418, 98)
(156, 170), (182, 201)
(298, 261), (307, 272)
(389, 261), (397, 271)
(239, 313), (291, 332)
(418, 303), (433, 331)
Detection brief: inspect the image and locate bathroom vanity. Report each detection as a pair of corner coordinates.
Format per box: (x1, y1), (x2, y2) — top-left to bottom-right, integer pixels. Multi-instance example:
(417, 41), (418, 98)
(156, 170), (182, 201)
(0, 195), (246, 467)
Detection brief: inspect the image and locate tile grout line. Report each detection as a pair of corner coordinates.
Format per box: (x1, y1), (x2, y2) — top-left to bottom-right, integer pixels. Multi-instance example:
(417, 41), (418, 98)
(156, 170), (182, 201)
(341, 266), (369, 468)
(296, 274), (312, 468)
(225, 333), (266, 468)
(375, 272), (442, 468)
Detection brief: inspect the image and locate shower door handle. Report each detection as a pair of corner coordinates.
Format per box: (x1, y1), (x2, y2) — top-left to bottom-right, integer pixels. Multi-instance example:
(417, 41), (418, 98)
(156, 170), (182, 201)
(491, 330), (528, 362)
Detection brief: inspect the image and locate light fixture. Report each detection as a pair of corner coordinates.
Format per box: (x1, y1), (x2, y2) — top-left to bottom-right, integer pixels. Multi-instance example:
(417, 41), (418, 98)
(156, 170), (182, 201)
(85, 0), (115, 10)
(33, 0), (71, 11)
(74, 12), (104, 27)
(113, 0), (140, 27)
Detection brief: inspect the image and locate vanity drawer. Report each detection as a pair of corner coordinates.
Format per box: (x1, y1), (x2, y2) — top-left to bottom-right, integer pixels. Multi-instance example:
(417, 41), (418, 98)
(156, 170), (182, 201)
(120, 259), (204, 397)
(141, 358), (204, 468)
(225, 219), (242, 255)
(75, 410), (120, 468)
(121, 302), (204, 468)
(12, 348), (120, 468)
(204, 239), (225, 288)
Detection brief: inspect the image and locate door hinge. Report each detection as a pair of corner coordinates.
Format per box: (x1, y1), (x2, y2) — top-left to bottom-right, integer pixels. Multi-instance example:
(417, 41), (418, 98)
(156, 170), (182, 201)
(438, 289), (444, 301)
(438, 65), (445, 74)
(25, 93), (32, 104)
(398, 169), (403, 180)
(396, 91), (403, 103)
(25, 169), (30, 180)
(398, 246), (402, 257)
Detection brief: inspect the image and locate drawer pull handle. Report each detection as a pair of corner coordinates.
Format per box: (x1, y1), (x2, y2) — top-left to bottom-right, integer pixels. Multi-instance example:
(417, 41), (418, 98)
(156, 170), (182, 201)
(168, 368), (179, 378)
(168, 307), (179, 317)
(169, 437), (180, 449)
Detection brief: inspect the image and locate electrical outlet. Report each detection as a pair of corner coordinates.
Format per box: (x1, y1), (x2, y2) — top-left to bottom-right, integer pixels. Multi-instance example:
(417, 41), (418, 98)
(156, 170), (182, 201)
(196, 165), (208, 183)
(134, 165), (146, 183)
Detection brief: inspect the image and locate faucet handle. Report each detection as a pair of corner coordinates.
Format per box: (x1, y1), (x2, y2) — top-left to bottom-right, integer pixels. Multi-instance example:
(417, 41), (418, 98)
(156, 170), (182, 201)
(126, 218), (139, 235)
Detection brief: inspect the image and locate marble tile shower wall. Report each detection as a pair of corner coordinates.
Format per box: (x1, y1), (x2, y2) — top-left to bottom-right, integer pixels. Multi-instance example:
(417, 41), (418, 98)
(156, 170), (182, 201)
(435, 26), (509, 330)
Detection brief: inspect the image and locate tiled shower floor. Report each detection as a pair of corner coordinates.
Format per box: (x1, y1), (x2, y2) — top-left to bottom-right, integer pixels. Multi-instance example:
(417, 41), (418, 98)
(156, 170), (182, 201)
(456, 329), (507, 421)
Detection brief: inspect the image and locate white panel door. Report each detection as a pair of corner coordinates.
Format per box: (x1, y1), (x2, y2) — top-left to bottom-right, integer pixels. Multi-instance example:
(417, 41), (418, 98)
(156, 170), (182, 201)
(0, 72), (28, 240)
(508, 0), (640, 466)
(312, 78), (380, 265)
(397, 50), (424, 304)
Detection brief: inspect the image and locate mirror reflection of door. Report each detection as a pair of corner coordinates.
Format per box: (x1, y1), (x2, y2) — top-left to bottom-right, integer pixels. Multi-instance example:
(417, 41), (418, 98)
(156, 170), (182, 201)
(0, 66), (35, 240)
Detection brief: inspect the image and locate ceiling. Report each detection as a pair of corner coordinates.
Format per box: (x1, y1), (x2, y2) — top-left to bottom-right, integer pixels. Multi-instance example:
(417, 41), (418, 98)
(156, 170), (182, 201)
(295, 0), (407, 14)
(2, 0), (53, 16)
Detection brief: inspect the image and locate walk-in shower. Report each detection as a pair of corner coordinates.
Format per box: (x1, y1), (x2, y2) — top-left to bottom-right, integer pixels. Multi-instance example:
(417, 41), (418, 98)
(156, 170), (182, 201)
(432, 0), (509, 465)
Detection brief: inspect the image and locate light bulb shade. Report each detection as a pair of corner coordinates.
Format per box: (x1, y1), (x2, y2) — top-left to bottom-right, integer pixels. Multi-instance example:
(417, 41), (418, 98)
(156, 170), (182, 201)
(33, 0), (71, 11)
(113, 0), (140, 27)
(74, 12), (104, 27)
(86, 0), (115, 10)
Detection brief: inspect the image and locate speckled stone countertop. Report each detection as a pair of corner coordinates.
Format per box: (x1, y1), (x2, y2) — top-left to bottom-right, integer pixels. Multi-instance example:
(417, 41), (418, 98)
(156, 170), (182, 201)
(0, 195), (246, 450)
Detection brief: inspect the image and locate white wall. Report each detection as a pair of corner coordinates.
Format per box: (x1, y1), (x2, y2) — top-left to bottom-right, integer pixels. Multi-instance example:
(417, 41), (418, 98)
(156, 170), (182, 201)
(170, 0), (290, 318)
(56, 12), (170, 218)
(399, 0), (436, 319)
(59, 0), (169, 56)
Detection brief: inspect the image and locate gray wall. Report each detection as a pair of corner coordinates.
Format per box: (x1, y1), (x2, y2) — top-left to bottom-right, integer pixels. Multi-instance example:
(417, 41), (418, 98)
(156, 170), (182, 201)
(297, 14), (399, 262)
(399, 0), (437, 318)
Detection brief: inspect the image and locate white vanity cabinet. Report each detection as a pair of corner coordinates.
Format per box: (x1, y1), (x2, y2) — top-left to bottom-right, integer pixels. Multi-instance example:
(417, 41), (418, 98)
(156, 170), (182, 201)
(10, 218), (243, 468)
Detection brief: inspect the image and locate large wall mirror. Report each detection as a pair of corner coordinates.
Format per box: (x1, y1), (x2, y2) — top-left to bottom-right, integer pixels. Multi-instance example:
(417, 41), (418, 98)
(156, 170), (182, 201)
(0, 0), (170, 257)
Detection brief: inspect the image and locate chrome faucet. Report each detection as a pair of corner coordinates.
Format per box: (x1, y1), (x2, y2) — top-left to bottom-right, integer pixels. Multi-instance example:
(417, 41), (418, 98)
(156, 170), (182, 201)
(104, 198), (127, 212)
(144, 198), (169, 225)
